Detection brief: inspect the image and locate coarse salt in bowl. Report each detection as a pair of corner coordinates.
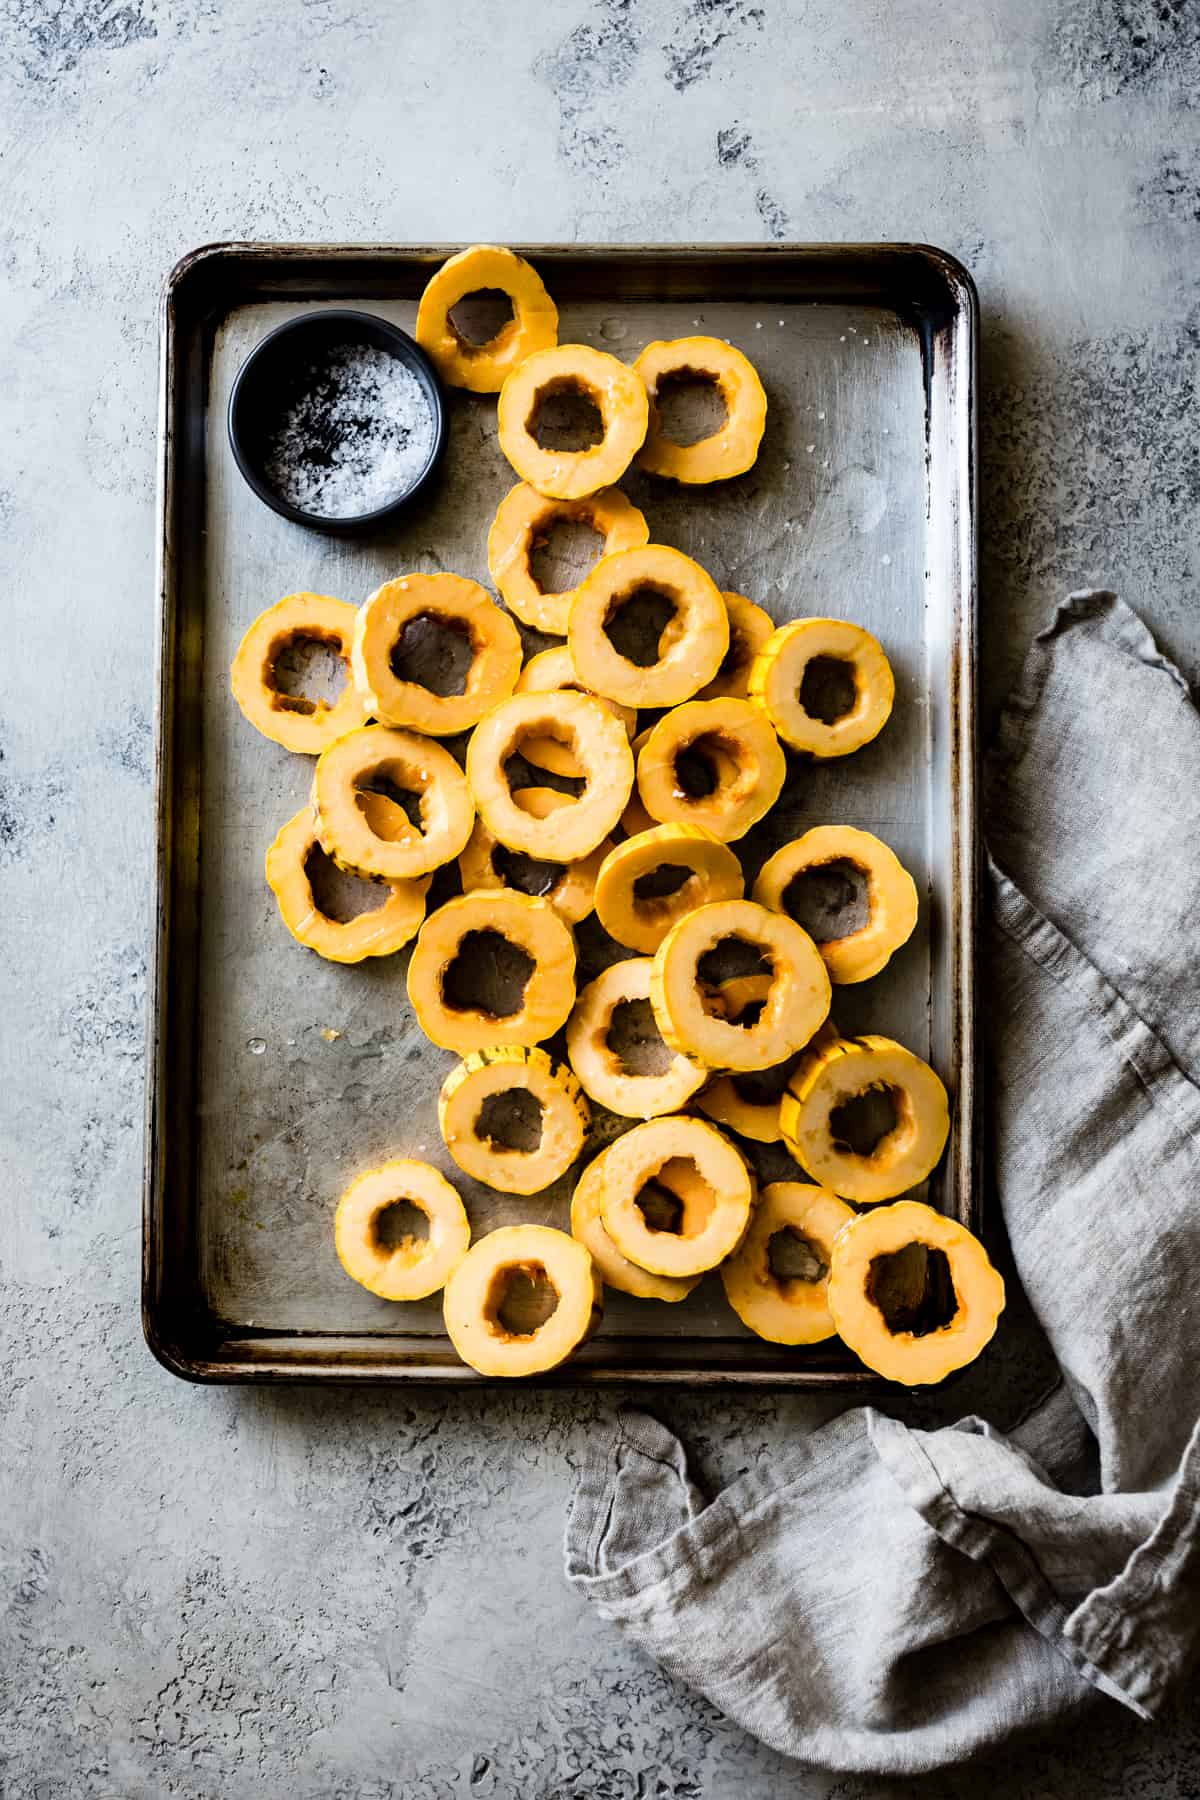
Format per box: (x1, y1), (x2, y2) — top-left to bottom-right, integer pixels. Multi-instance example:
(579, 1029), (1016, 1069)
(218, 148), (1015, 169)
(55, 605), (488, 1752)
(228, 309), (446, 530)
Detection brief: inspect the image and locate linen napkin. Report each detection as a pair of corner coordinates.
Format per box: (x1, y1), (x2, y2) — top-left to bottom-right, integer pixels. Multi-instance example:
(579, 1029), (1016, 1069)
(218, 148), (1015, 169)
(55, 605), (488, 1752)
(564, 593), (1200, 1773)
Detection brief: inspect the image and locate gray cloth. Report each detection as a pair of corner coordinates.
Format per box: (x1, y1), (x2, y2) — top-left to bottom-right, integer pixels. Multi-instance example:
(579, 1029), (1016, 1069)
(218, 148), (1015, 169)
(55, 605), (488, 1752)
(564, 593), (1200, 1773)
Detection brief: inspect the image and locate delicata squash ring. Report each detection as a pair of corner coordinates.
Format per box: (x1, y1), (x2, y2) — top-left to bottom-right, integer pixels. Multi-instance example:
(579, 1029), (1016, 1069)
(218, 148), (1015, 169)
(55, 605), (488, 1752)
(594, 824), (743, 954)
(230, 593), (370, 754)
(407, 890), (576, 1053)
(568, 544), (729, 708)
(754, 825), (919, 984)
(466, 691), (633, 862)
(266, 808), (430, 964)
(314, 725), (474, 880)
(443, 1225), (602, 1377)
(566, 958), (708, 1120)
(651, 899), (832, 1073)
(599, 1116), (754, 1278)
(636, 697), (786, 842)
(633, 336), (767, 484)
(570, 1147), (698, 1303)
(438, 1047), (589, 1196)
(458, 787), (609, 925)
(721, 1182), (855, 1345)
(698, 593), (775, 701)
(827, 1200), (1005, 1384)
(780, 1034), (950, 1203)
(497, 343), (649, 500)
(515, 646), (637, 779)
(335, 1159), (470, 1301)
(415, 244), (558, 393)
(749, 618), (895, 757)
(351, 573), (521, 737)
(487, 483), (649, 634)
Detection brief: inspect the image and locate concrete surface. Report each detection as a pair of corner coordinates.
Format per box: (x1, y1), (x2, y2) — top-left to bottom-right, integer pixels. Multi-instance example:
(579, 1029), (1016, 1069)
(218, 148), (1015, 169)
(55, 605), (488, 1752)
(2, 0), (1198, 1794)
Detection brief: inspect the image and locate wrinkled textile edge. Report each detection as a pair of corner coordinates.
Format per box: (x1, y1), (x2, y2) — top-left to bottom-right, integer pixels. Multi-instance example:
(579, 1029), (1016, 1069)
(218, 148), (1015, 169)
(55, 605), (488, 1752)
(988, 589), (1191, 783)
(565, 1413), (629, 1589)
(564, 1410), (862, 1610)
(1064, 1414), (1200, 1710)
(868, 1414), (1150, 1719)
(989, 862), (1200, 1147)
(958, 847), (1200, 1715)
(986, 585), (1200, 1145)
(564, 1412), (702, 1595)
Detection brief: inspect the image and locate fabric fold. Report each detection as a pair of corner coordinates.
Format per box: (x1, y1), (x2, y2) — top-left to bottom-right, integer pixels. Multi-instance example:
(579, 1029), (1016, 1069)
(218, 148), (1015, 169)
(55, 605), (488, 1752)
(563, 593), (1200, 1772)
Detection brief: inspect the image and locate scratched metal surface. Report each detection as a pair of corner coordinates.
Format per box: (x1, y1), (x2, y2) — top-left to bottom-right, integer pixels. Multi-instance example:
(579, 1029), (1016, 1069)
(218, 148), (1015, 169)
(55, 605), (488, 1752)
(148, 245), (975, 1382)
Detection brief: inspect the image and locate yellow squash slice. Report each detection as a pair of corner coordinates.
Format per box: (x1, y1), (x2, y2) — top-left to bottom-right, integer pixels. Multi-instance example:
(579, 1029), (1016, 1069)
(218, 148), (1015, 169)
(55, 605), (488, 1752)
(570, 1147), (698, 1302)
(566, 957), (708, 1119)
(415, 244), (558, 393)
(515, 645), (637, 778)
(443, 1224), (602, 1376)
(749, 618), (894, 757)
(827, 1200), (1005, 1385)
(497, 343), (649, 499)
(438, 1047), (589, 1195)
(599, 1115), (754, 1278)
(265, 808), (429, 964)
(594, 824), (744, 954)
(780, 1034), (950, 1203)
(697, 593), (775, 701)
(230, 593), (370, 754)
(407, 889), (576, 1053)
(351, 573), (521, 737)
(313, 725), (474, 880)
(721, 1182), (855, 1345)
(335, 1159), (471, 1301)
(487, 483), (649, 634)
(466, 690), (633, 861)
(568, 544), (729, 708)
(633, 336), (767, 483)
(636, 697), (786, 842)
(458, 786), (609, 925)
(650, 899), (831, 1073)
(754, 825), (919, 984)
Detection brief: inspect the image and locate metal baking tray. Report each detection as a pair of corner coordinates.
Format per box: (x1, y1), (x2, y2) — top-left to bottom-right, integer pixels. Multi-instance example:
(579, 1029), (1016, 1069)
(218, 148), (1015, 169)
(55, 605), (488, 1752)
(145, 242), (977, 1385)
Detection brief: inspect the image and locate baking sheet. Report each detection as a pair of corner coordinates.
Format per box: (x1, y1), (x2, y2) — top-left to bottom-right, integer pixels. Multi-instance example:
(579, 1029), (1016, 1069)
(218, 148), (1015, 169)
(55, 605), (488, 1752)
(146, 244), (977, 1383)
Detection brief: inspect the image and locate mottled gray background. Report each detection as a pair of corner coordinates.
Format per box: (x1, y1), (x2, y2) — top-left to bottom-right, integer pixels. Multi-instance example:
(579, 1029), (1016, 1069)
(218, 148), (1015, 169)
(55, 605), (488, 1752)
(2, 1), (1198, 1795)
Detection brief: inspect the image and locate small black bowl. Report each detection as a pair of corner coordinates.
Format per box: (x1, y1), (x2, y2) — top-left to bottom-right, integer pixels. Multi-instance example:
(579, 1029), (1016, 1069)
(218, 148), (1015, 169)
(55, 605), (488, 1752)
(227, 308), (446, 531)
